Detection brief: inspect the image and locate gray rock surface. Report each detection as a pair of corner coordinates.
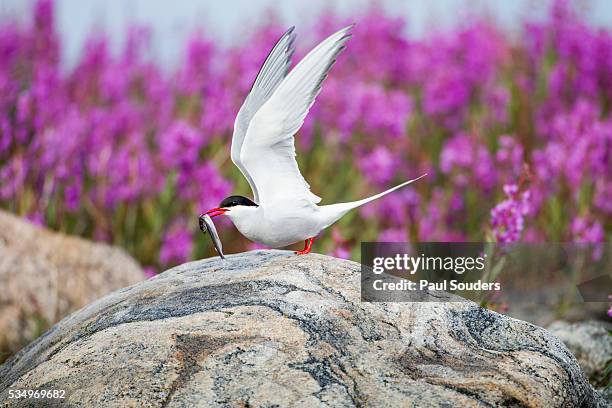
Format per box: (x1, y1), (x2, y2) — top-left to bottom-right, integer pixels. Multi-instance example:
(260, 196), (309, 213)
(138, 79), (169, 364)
(548, 320), (612, 379)
(0, 210), (145, 362)
(0, 250), (605, 407)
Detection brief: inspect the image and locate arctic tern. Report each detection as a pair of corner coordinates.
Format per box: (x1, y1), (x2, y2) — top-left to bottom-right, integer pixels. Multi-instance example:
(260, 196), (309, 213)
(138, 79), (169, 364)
(200, 25), (425, 255)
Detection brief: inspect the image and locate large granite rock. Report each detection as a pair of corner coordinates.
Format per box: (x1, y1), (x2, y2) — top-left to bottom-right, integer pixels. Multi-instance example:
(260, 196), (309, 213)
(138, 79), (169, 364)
(0, 210), (145, 362)
(0, 251), (604, 407)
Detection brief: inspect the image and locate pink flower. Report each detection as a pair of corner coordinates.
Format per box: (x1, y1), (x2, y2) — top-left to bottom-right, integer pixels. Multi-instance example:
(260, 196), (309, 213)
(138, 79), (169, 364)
(379, 228), (408, 242)
(143, 266), (157, 278)
(490, 183), (531, 243)
(160, 221), (193, 266)
(570, 216), (604, 243)
(358, 146), (398, 186)
(331, 246), (351, 259)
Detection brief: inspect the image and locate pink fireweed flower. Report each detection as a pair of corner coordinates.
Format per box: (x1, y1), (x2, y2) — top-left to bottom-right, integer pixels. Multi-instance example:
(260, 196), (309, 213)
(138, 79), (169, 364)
(330, 228), (351, 259)
(64, 181), (83, 212)
(160, 121), (204, 168)
(484, 85), (510, 125)
(570, 216), (604, 243)
(160, 221), (193, 266)
(331, 246), (351, 259)
(490, 183), (532, 243)
(0, 155), (27, 200)
(176, 32), (214, 95)
(496, 135), (524, 177)
(143, 266), (157, 279)
(358, 146), (398, 186)
(360, 188), (419, 225)
(25, 212), (45, 226)
(192, 164), (233, 211)
(379, 228), (408, 242)
(440, 132), (497, 191)
(0, 116), (11, 154)
(594, 180), (612, 214)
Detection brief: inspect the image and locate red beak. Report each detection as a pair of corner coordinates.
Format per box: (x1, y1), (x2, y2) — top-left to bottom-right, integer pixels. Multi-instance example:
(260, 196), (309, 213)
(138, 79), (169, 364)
(204, 207), (228, 218)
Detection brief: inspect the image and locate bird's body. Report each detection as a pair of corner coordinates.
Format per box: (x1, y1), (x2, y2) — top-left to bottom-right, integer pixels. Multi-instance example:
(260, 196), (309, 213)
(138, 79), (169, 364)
(227, 202), (321, 248)
(201, 25), (425, 254)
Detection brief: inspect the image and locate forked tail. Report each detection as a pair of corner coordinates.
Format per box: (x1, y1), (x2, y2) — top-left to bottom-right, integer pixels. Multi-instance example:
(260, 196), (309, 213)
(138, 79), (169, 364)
(319, 174), (427, 228)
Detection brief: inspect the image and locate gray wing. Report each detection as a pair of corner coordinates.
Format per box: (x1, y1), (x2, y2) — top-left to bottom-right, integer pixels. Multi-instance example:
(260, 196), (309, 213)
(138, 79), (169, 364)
(240, 25), (353, 207)
(231, 26), (296, 204)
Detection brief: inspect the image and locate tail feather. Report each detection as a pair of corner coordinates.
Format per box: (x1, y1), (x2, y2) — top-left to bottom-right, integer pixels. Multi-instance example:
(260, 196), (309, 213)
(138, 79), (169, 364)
(319, 173), (427, 228)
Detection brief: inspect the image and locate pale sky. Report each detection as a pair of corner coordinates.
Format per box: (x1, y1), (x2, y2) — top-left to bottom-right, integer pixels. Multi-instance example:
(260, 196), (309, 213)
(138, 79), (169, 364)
(1, 0), (612, 68)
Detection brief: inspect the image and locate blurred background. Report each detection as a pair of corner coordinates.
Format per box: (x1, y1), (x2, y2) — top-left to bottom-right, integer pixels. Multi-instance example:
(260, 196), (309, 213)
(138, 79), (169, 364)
(0, 0), (610, 271)
(0, 1), (611, 381)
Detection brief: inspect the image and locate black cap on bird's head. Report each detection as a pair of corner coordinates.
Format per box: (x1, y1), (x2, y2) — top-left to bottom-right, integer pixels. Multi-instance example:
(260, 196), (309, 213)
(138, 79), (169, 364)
(201, 195), (258, 219)
(219, 195), (258, 209)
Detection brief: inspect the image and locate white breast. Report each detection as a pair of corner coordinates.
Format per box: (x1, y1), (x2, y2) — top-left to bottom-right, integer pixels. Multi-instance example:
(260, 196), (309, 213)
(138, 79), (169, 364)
(227, 203), (323, 248)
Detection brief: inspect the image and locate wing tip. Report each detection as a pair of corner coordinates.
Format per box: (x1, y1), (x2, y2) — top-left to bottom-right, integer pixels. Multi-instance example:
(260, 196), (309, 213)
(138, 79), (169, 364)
(340, 23), (356, 35)
(336, 25), (354, 45)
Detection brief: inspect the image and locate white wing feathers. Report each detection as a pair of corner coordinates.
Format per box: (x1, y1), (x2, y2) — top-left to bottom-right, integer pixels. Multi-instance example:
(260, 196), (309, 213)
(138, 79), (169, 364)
(239, 25), (353, 206)
(231, 26), (297, 204)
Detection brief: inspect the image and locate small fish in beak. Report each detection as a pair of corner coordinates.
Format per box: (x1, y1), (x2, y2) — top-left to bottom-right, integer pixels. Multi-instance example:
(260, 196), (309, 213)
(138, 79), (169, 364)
(199, 213), (225, 259)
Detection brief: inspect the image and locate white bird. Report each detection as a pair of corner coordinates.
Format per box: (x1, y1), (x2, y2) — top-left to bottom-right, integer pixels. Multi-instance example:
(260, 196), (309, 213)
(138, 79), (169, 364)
(201, 25), (425, 255)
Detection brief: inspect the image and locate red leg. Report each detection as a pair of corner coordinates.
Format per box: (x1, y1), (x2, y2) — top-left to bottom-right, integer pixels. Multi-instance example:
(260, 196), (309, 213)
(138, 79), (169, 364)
(295, 237), (314, 255)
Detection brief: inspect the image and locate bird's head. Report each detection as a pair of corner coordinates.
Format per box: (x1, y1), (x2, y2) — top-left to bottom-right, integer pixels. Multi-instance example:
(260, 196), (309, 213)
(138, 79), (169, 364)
(202, 195), (259, 223)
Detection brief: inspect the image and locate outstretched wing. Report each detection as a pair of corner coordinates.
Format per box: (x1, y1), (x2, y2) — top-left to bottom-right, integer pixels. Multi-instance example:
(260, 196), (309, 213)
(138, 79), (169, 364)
(231, 26), (297, 204)
(240, 25), (353, 207)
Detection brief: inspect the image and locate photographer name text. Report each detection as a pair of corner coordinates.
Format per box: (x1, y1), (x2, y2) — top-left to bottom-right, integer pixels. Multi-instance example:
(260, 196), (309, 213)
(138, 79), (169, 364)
(372, 279), (501, 291)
